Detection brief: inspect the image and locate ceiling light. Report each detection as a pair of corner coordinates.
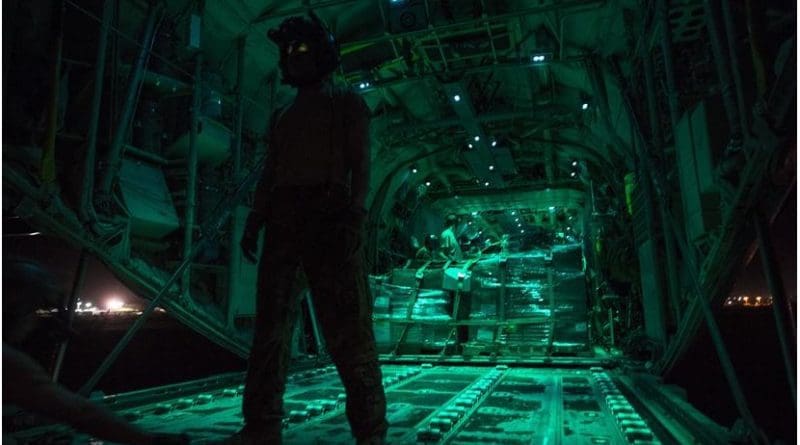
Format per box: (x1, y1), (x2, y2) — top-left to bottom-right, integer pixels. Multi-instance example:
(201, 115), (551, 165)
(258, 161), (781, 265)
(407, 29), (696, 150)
(521, 229), (525, 233)
(468, 143), (473, 149)
(570, 172), (576, 177)
(491, 140), (497, 147)
(453, 94), (461, 102)
(517, 223), (522, 227)
(549, 206), (555, 210)
(474, 136), (480, 142)
(572, 161), (578, 167)
(515, 218), (519, 222)
(425, 181), (431, 186)
(471, 211), (478, 216)
(484, 181), (490, 186)
(511, 211), (516, 215)
(488, 165), (495, 171)
(412, 168), (418, 173)
(581, 103), (589, 110)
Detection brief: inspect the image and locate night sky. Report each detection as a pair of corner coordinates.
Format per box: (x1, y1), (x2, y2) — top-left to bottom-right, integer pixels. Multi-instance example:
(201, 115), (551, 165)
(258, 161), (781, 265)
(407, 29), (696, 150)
(730, 188), (796, 299)
(3, 218), (147, 309)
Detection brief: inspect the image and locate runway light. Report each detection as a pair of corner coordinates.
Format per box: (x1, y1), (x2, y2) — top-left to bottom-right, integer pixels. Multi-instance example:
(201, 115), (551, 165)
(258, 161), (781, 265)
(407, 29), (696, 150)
(425, 181), (431, 186)
(572, 161), (578, 167)
(581, 103), (589, 110)
(491, 140), (497, 147)
(474, 136), (480, 142)
(489, 165), (495, 171)
(468, 143), (473, 149)
(515, 218), (519, 222)
(453, 94), (461, 102)
(511, 211), (516, 215)
(484, 181), (490, 186)
(520, 229), (525, 233)
(412, 168), (418, 173)
(517, 223), (522, 227)
(570, 172), (576, 177)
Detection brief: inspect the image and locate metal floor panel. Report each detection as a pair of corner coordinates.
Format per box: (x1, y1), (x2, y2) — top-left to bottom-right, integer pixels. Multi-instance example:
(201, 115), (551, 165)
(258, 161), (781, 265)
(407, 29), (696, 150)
(110, 365), (661, 445)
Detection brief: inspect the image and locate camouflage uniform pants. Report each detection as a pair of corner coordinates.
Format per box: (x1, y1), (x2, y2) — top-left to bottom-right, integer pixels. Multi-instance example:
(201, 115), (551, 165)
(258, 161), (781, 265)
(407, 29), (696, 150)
(242, 187), (388, 441)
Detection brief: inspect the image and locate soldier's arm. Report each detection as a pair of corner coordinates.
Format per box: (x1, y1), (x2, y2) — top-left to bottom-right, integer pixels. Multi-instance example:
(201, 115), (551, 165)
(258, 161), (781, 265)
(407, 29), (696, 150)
(344, 93), (371, 212)
(249, 110), (283, 226)
(438, 236), (452, 260)
(249, 157), (274, 226)
(3, 344), (155, 445)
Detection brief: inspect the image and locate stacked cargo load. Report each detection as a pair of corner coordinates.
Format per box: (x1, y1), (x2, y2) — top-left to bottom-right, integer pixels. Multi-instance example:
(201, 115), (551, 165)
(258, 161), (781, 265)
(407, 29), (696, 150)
(370, 244), (588, 357)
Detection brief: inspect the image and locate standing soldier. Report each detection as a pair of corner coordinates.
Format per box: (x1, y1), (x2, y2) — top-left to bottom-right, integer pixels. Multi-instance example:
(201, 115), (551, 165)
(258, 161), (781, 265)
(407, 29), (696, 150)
(439, 214), (462, 261)
(234, 13), (388, 445)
